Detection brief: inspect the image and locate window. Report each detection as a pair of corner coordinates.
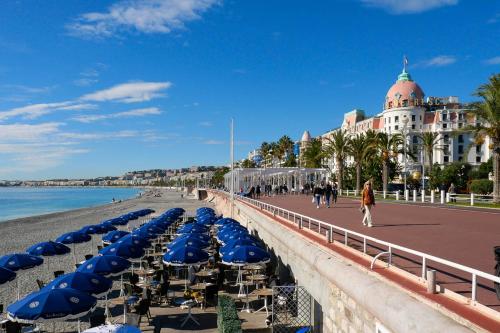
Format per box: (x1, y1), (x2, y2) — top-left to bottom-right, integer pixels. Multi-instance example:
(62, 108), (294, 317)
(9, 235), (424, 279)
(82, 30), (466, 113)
(444, 156), (449, 163)
(402, 100), (408, 107)
(444, 145), (450, 154)
(458, 123), (463, 128)
(442, 113), (448, 121)
(459, 113), (464, 120)
(412, 115), (416, 121)
(412, 136), (418, 144)
(458, 145), (464, 154)
(458, 156), (463, 162)
(395, 116), (399, 122)
(458, 135), (464, 143)
(420, 115), (422, 121)
(443, 123), (447, 129)
(476, 145), (481, 153)
(412, 124), (415, 130)
(395, 125), (399, 130)
(476, 156), (481, 163)
(444, 135), (449, 143)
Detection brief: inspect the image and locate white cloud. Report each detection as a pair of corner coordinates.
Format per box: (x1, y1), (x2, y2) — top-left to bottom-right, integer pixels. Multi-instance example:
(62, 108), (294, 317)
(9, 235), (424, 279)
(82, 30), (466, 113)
(1, 84), (53, 94)
(198, 121), (212, 127)
(0, 102), (96, 121)
(360, 0), (458, 14)
(484, 56), (500, 65)
(67, 0), (220, 39)
(203, 139), (224, 145)
(73, 107), (161, 123)
(80, 81), (172, 103)
(0, 123), (63, 142)
(58, 130), (139, 140)
(413, 55), (457, 68)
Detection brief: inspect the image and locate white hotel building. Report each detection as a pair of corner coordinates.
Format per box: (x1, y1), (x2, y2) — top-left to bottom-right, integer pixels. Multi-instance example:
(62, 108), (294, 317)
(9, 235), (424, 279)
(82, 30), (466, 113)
(316, 67), (492, 174)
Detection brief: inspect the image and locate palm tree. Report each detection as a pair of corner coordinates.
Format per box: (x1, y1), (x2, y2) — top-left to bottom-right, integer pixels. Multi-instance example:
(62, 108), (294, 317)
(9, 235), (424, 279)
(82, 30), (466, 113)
(416, 132), (441, 172)
(301, 138), (323, 168)
(348, 133), (375, 192)
(277, 135), (295, 164)
(466, 73), (500, 203)
(323, 129), (350, 190)
(376, 132), (403, 193)
(260, 142), (271, 167)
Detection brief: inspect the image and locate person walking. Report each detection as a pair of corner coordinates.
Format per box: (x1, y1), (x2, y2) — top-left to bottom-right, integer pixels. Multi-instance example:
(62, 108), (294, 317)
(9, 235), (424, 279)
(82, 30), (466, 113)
(313, 184), (323, 209)
(332, 183), (338, 205)
(256, 185), (261, 199)
(361, 181), (375, 227)
(325, 183), (333, 208)
(448, 183), (456, 203)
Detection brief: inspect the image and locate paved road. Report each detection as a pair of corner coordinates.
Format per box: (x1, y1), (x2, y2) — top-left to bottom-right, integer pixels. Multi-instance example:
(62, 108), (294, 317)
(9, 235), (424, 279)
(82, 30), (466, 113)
(257, 194), (500, 308)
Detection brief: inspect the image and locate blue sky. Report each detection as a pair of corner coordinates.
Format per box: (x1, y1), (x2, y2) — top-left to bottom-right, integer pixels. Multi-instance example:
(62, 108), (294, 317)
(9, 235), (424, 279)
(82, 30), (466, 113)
(0, 0), (499, 180)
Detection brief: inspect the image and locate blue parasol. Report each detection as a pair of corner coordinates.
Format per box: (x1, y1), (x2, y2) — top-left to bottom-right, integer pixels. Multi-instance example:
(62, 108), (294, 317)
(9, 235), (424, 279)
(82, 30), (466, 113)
(102, 230), (130, 244)
(76, 255), (131, 278)
(26, 241), (70, 257)
(43, 272), (112, 298)
(0, 266), (16, 285)
(162, 246), (209, 267)
(99, 242), (144, 259)
(221, 245), (270, 266)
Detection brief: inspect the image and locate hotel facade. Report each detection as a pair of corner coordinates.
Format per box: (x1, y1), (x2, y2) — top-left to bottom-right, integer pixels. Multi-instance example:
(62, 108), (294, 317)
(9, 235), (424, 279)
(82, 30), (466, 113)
(248, 66), (492, 178)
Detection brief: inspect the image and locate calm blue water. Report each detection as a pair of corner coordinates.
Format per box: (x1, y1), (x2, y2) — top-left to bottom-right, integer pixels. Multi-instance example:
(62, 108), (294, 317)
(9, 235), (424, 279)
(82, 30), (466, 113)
(0, 187), (141, 222)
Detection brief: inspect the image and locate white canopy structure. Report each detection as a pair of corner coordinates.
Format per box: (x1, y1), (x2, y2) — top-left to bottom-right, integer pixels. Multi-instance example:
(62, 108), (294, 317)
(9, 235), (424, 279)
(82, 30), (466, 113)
(224, 167), (328, 193)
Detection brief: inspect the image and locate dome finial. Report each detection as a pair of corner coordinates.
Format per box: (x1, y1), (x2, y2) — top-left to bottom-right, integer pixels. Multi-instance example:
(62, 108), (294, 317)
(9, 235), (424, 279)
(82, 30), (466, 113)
(403, 55), (408, 73)
(398, 56), (412, 82)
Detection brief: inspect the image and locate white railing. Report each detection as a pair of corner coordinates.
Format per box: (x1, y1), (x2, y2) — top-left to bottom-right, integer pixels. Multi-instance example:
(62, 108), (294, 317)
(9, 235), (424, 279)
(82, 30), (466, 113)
(211, 190), (500, 308)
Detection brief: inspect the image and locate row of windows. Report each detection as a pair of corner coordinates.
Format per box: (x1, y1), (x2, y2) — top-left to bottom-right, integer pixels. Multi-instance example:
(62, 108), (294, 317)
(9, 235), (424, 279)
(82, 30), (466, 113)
(385, 114), (422, 124)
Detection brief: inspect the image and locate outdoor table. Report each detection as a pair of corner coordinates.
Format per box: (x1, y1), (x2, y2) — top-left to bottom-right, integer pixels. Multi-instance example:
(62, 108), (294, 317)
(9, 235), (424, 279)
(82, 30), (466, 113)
(174, 298), (199, 327)
(190, 282), (211, 291)
(243, 264), (265, 271)
(110, 296), (139, 324)
(83, 324), (141, 333)
(148, 252), (165, 257)
(250, 288), (274, 316)
(247, 274), (267, 289)
(134, 269), (155, 277)
(240, 281), (255, 313)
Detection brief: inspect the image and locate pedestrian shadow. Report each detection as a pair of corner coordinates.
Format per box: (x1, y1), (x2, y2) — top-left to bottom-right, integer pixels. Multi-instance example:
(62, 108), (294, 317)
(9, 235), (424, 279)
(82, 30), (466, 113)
(372, 223), (440, 227)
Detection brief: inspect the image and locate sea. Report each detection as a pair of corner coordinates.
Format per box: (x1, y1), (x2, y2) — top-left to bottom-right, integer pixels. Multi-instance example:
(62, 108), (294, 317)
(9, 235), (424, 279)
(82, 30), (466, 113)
(0, 187), (141, 222)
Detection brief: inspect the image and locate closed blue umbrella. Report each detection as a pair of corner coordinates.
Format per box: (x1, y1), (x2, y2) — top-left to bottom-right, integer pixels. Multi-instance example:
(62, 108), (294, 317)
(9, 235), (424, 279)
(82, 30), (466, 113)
(0, 254), (43, 271)
(162, 246), (209, 267)
(76, 255), (130, 277)
(99, 242), (144, 259)
(7, 288), (97, 324)
(221, 245), (270, 266)
(26, 241), (70, 257)
(43, 272), (112, 298)
(0, 267), (16, 285)
(102, 230), (130, 244)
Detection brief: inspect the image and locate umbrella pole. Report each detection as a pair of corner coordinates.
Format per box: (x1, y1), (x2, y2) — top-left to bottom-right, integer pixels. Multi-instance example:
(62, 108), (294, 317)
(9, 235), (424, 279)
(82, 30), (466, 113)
(120, 274), (124, 296)
(16, 278), (20, 300)
(73, 244), (76, 266)
(77, 319), (81, 333)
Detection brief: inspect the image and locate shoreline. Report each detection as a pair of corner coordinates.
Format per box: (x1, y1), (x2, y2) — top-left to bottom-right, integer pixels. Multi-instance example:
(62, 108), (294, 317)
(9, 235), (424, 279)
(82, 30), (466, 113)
(0, 188), (212, 325)
(0, 187), (143, 223)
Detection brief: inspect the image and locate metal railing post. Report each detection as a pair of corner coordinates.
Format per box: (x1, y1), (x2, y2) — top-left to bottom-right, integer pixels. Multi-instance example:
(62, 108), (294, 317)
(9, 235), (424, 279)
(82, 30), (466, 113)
(422, 257), (427, 279)
(470, 193), (474, 206)
(472, 274), (477, 303)
(363, 238), (367, 253)
(431, 190), (435, 204)
(440, 190), (445, 204)
(405, 190), (409, 201)
(421, 190), (425, 203)
(383, 190), (387, 199)
(299, 216), (303, 229)
(396, 191), (399, 201)
(413, 189), (417, 202)
(327, 227), (334, 243)
(446, 192), (450, 203)
(344, 232), (348, 246)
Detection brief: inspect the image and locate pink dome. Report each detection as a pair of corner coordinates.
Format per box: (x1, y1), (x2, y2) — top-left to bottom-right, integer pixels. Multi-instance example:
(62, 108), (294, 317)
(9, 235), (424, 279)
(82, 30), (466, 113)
(385, 70), (424, 110)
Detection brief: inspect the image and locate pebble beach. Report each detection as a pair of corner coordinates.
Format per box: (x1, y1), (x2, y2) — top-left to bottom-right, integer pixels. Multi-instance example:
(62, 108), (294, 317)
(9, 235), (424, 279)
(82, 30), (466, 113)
(0, 188), (212, 331)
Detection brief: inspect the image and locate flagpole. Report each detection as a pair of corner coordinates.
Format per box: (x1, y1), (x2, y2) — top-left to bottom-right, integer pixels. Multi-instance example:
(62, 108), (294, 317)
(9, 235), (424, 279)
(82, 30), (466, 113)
(230, 119), (235, 218)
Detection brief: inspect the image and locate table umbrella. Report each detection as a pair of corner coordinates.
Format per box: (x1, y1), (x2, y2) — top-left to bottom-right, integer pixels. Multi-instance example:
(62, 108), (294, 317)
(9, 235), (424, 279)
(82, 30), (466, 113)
(176, 233), (211, 243)
(43, 272), (112, 298)
(26, 241), (71, 273)
(215, 217), (239, 226)
(163, 246), (209, 291)
(83, 324), (141, 333)
(221, 245), (270, 266)
(102, 230), (130, 245)
(99, 223), (117, 233)
(0, 253), (44, 299)
(219, 239), (261, 256)
(7, 288), (97, 332)
(55, 231), (92, 264)
(177, 224), (208, 234)
(76, 255), (130, 278)
(167, 237), (209, 251)
(99, 242), (145, 259)
(0, 266), (16, 285)
(117, 234), (151, 248)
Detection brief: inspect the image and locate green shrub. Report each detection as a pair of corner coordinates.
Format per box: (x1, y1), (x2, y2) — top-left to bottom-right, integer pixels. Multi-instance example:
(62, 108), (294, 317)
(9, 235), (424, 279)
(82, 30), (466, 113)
(217, 295), (241, 333)
(470, 179), (493, 194)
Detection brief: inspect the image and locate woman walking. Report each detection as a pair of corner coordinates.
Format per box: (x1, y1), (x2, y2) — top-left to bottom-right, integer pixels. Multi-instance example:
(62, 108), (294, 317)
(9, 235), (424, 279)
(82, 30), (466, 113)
(361, 181), (375, 227)
(325, 183), (333, 208)
(313, 184), (323, 209)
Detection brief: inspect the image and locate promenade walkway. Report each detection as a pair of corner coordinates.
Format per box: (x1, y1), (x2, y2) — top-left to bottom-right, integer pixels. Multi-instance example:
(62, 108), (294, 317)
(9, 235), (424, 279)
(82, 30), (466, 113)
(256, 194), (500, 311)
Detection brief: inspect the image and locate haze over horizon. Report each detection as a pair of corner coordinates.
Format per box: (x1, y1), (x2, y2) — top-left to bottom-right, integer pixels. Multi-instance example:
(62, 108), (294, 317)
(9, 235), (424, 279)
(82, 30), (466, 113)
(0, 0), (499, 180)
